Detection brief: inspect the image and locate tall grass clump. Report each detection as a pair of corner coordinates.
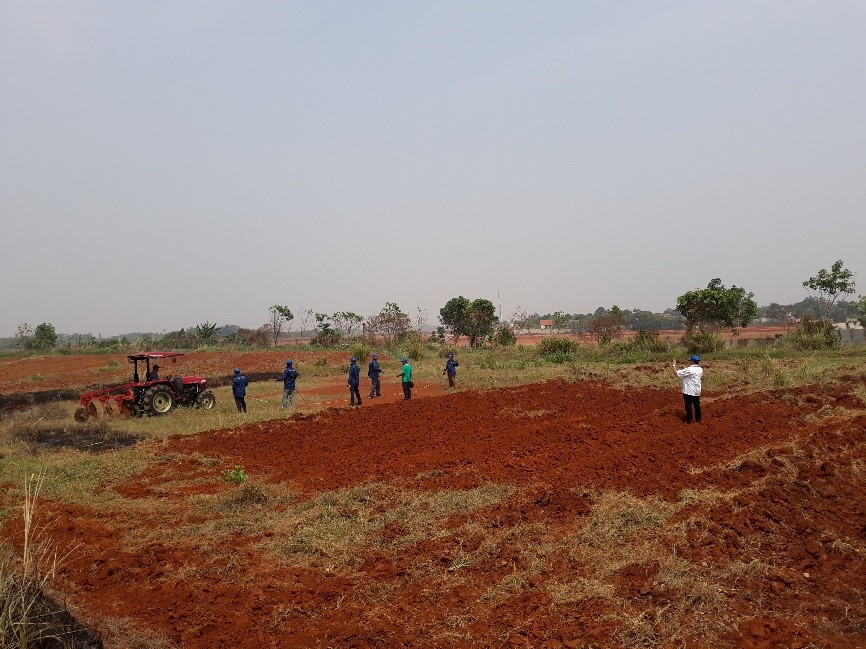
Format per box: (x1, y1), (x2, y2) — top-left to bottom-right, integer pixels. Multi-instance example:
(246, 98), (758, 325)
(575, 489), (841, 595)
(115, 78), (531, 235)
(0, 473), (64, 648)
(537, 337), (579, 364)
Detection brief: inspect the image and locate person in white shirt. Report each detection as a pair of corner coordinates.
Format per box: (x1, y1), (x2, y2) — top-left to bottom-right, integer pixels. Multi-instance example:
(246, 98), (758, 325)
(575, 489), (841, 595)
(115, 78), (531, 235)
(673, 355), (703, 423)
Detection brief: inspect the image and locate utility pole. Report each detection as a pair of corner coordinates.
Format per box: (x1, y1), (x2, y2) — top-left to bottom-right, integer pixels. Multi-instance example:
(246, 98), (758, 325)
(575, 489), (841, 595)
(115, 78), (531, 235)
(498, 290), (502, 321)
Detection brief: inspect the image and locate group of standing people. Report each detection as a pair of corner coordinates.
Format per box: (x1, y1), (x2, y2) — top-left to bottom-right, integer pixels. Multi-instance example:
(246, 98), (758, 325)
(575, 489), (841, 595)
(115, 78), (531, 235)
(229, 351), (703, 424)
(230, 361), (300, 414)
(348, 354), (420, 405)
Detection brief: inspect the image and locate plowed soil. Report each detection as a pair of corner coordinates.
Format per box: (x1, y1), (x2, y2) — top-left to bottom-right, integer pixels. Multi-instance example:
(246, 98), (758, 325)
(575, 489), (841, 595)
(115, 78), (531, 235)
(4, 377), (866, 648)
(0, 350), (350, 396)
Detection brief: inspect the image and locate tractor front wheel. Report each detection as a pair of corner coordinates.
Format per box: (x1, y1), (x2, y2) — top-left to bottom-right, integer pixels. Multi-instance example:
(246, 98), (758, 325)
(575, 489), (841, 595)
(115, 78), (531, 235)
(195, 390), (216, 410)
(74, 407), (89, 423)
(142, 385), (174, 416)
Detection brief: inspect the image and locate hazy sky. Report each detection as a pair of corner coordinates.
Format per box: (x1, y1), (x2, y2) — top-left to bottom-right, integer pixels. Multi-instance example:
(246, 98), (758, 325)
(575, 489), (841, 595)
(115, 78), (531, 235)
(2, 1), (864, 336)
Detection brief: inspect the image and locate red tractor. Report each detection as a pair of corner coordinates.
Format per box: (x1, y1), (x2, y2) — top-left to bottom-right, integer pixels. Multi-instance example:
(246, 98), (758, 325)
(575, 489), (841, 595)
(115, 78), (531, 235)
(74, 352), (215, 422)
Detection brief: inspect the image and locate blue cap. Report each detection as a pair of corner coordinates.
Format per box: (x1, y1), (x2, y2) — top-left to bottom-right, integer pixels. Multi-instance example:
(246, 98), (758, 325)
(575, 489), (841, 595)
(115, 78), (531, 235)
(233, 368), (240, 373)
(690, 355), (700, 362)
(351, 357), (356, 362)
(401, 357), (408, 363)
(372, 353), (378, 358)
(448, 353), (454, 358)
(287, 360), (293, 366)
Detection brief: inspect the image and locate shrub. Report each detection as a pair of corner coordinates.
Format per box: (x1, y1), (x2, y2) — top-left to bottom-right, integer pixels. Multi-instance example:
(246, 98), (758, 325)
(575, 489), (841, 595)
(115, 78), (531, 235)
(400, 331), (425, 361)
(350, 340), (371, 363)
(681, 332), (725, 355)
(538, 337), (579, 363)
(491, 324), (516, 347)
(628, 330), (670, 353)
(222, 466), (248, 486)
(786, 317), (840, 350)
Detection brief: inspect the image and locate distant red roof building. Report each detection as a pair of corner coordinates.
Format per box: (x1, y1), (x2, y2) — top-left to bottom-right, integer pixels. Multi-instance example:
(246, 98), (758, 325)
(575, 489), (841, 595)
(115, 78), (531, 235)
(539, 319), (554, 329)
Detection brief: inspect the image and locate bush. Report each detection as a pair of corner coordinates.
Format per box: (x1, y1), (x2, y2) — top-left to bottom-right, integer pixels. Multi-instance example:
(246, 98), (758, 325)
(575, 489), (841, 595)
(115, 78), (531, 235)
(491, 324), (516, 346)
(350, 340), (371, 363)
(538, 337), (579, 363)
(681, 332), (725, 355)
(628, 330), (670, 353)
(397, 331), (425, 361)
(786, 317), (840, 350)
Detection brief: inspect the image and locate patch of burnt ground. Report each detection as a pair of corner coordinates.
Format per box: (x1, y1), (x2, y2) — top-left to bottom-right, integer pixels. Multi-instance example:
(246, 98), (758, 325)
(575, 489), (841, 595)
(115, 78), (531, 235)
(2, 587), (103, 648)
(12, 424), (139, 453)
(0, 391), (80, 417)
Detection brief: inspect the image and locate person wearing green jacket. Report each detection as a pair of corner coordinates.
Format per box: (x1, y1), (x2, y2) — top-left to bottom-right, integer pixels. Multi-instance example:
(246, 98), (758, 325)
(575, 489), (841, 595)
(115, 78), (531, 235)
(398, 357), (413, 400)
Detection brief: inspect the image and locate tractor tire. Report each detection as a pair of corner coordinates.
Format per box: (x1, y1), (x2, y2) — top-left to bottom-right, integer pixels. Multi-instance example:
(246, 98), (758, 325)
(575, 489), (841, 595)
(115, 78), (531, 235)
(74, 407), (89, 423)
(142, 385), (174, 416)
(195, 390), (216, 410)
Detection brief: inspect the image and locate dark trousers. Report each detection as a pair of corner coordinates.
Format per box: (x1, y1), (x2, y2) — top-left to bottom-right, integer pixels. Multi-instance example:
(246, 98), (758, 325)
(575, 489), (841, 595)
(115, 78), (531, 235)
(683, 394), (701, 423)
(402, 382), (412, 400)
(349, 385), (361, 405)
(234, 396), (247, 413)
(369, 376), (381, 398)
(447, 373), (456, 388)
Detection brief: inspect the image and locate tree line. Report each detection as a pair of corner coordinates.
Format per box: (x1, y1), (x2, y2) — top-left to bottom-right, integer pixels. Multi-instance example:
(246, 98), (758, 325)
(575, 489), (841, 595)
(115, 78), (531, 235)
(8, 260), (864, 352)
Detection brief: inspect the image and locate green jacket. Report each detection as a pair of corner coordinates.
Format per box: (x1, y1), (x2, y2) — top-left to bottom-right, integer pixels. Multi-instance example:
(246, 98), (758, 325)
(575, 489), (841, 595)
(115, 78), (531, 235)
(400, 363), (413, 383)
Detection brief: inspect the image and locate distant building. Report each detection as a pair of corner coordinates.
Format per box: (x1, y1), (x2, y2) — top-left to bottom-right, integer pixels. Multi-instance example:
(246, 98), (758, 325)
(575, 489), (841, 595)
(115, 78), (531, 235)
(539, 319), (554, 331)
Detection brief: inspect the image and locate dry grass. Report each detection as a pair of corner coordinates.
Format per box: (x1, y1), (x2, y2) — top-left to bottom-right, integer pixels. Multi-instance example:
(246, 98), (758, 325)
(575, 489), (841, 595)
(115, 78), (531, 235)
(0, 473), (74, 648)
(244, 482), (515, 570)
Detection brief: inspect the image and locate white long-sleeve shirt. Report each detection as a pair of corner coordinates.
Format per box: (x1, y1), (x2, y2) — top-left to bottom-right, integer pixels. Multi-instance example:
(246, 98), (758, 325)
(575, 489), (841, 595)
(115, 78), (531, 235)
(676, 364), (703, 396)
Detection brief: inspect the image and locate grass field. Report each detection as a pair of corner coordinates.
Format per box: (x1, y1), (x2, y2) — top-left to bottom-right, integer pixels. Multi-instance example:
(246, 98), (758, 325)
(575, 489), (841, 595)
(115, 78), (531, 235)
(0, 342), (864, 648)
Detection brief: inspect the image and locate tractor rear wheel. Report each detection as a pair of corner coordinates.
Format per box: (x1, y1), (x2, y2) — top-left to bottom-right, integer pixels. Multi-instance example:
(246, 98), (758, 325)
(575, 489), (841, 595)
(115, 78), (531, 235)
(142, 385), (174, 416)
(195, 390), (216, 410)
(74, 407), (89, 423)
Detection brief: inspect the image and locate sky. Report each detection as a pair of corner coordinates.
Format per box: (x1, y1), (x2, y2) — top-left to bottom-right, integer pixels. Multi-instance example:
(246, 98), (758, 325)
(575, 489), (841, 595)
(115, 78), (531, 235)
(1, 1), (864, 337)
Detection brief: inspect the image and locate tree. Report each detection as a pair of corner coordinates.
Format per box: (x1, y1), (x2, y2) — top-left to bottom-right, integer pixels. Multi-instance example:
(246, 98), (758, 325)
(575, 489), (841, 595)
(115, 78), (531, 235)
(466, 298), (498, 347)
(439, 296), (471, 343)
(414, 307), (428, 333)
(15, 323), (33, 349)
(856, 295), (866, 328)
(30, 323), (57, 350)
(509, 306), (531, 332)
(195, 321), (218, 346)
(589, 306), (626, 344)
(268, 305), (294, 346)
(374, 302), (410, 343)
(314, 312), (338, 345)
(551, 310), (571, 331)
(297, 308), (314, 335)
(439, 296), (498, 347)
(803, 260), (856, 322)
(332, 311), (364, 338)
(676, 279), (758, 333)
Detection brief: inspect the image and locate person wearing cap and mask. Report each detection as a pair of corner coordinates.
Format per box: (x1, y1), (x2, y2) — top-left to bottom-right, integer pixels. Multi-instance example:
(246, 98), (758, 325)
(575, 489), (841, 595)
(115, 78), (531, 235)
(397, 357), (413, 400)
(278, 360), (300, 411)
(443, 353), (459, 389)
(367, 353), (383, 399)
(232, 368), (249, 413)
(348, 357), (362, 406)
(673, 355), (703, 423)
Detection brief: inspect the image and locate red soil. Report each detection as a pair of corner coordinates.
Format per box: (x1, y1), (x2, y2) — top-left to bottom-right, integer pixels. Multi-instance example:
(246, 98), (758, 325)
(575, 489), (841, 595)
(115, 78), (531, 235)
(0, 350), (356, 396)
(4, 375), (865, 648)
